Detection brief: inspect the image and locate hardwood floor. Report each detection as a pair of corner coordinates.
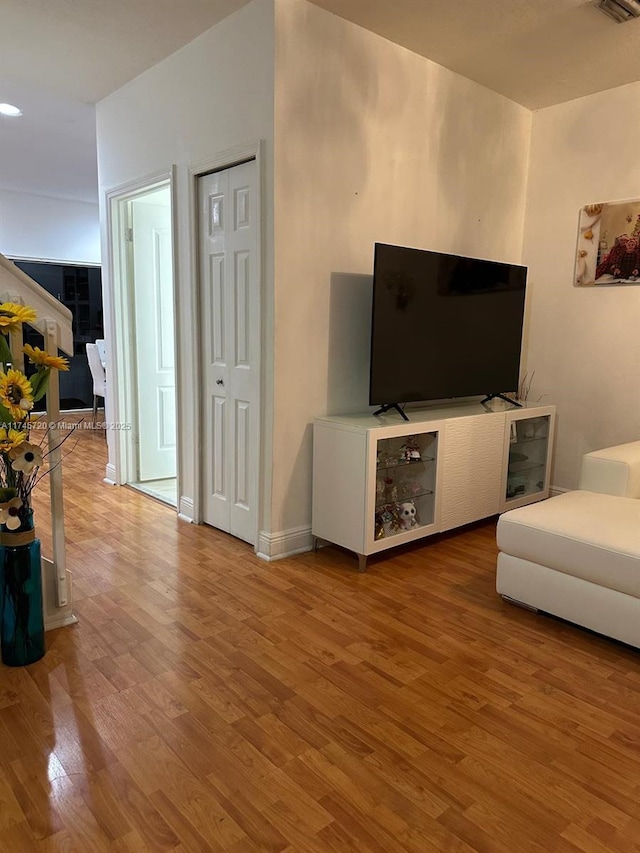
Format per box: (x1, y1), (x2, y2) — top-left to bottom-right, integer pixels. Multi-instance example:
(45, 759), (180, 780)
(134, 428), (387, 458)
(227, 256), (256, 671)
(2, 417), (639, 850)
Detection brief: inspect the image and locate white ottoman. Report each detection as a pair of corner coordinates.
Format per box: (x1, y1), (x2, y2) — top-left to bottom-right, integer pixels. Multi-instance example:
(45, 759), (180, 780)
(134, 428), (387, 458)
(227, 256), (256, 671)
(497, 490), (640, 648)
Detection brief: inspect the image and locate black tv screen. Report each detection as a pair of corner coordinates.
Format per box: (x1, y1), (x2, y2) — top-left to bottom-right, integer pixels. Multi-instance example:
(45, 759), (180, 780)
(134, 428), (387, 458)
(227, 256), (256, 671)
(369, 243), (527, 406)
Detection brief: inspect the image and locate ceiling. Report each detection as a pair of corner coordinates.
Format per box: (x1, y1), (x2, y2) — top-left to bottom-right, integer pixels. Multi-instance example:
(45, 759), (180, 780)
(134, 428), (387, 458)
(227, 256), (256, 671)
(311, 0), (640, 111)
(1, 0), (639, 206)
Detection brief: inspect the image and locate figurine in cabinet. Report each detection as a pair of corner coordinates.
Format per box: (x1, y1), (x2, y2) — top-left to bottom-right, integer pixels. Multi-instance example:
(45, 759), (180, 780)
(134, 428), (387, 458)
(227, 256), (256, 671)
(385, 478), (398, 502)
(398, 500), (418, 529)
(398, 479), (421, 499)
(401, 436), (421, 462)
(374, 511), (385, 540)
(381, 504), (401, 536)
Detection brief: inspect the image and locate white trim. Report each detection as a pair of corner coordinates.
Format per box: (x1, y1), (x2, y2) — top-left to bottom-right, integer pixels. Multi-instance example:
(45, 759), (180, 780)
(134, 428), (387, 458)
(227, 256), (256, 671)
(178, 496), (195, 523)
(105, 170), (174, 200)
(256, 525), (314, 561)
(104, 169), (179, 500)
(45, 613), (79, 631)
(41, 558), (77, 631)
(549, 484), (569, 496)
(188, 140), (264, 550)
(7, 256), (101, 268)
(189, 140), (262, 177)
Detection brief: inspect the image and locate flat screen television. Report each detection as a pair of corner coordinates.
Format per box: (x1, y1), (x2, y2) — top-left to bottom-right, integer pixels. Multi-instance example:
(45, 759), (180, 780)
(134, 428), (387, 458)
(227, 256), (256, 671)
(369, 243), (527, 413)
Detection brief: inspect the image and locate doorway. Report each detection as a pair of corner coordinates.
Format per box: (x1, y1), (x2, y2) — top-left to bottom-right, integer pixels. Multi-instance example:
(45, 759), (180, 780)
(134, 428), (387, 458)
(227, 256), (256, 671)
(128, 186), (176, 504)
(110, 179), (177, 507)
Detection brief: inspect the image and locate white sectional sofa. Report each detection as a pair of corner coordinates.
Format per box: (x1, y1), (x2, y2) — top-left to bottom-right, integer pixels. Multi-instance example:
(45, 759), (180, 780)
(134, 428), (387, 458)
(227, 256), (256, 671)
(496, 441), (640, 648)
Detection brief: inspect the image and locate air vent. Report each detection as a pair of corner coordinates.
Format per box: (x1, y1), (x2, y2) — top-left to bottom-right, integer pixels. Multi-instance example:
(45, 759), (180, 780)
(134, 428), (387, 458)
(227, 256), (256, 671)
(598, 0), (640, 22)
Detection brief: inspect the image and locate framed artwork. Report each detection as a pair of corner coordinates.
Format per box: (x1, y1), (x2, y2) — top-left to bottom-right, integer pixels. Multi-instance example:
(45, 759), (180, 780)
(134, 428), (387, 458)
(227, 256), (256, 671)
(574, 197), (640, 287)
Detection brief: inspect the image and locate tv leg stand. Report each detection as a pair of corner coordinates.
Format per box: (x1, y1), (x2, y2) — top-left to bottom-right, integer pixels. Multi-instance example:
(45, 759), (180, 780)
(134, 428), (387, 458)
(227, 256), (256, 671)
(481, 393), (522, 408)
(372, 403), (409, 421)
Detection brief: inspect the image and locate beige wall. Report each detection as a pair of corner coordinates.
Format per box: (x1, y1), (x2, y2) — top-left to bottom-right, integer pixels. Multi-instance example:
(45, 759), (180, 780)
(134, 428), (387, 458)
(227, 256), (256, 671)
(96, 0), (275, 524)
(272, 0), (532, 533)
(523, 82), (640, 489)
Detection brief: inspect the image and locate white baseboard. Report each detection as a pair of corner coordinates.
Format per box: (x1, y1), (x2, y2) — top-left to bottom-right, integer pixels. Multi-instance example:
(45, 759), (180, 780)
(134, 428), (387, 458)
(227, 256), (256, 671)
(45, 612), (79, 631)
(104, 462), (117, 485)
(256, 525), (313, 561)
(41, 560), (77, 632)
(178, 496), (195, 523)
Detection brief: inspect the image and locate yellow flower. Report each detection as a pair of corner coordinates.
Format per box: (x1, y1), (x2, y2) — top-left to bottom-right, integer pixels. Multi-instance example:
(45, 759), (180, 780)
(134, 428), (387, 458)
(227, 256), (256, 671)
(0, 428), (26, 451)
(23, 344), (70, 371)
(0, 369), (33, 420)
(0, 303), (37, 334)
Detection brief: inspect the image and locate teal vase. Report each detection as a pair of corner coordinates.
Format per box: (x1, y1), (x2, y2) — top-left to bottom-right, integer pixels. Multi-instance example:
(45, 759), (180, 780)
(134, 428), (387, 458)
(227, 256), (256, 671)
(0, 510), (45, 666)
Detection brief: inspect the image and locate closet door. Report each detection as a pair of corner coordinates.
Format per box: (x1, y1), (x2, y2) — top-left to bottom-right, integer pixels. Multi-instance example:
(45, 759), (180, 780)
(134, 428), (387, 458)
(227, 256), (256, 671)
(198, 160), (259, 545)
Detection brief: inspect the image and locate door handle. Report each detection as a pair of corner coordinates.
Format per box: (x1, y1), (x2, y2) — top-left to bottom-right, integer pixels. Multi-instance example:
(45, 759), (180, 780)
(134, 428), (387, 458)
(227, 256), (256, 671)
(216, 379), (224, 386)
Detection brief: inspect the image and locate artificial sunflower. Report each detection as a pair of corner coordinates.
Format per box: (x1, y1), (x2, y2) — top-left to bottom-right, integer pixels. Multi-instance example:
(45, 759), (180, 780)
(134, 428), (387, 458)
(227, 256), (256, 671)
(10, 442), (44, 474)
(0, 369), (34, 420)
(23, 344), (70, 372)
(0, 302), (37, 335)
(0, 427), (26, 452)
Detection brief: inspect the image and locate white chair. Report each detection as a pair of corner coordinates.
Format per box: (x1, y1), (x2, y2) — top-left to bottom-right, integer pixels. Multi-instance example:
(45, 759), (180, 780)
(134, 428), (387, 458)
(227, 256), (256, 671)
(95, 338), (106, 369)
(86, 343), (106, 424)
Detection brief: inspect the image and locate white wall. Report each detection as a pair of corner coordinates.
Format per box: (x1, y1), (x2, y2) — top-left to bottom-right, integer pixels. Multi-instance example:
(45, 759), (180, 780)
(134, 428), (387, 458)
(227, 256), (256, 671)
(523, 82), (640, 490)
(96, 0), (275, 522)
(0, 189), (100, 264)
(272, 0), (532, 534)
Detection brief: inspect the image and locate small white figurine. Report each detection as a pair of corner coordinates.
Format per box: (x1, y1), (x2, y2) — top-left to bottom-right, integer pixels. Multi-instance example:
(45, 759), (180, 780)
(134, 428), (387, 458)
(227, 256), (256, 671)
(401, 436), (421, 462)
(398, 501), (418, 529)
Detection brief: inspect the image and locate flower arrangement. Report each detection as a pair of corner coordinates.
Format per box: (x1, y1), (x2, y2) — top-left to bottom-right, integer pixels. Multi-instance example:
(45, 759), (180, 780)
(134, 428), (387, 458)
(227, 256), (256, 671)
(0, 302), (71, 665)
(0, 303), (69, 529)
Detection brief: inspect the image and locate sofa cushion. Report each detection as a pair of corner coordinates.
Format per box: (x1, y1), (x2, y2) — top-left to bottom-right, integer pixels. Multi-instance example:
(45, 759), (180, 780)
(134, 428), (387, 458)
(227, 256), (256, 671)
(579, 441), (640, 499)
(497, 491), (640, 599)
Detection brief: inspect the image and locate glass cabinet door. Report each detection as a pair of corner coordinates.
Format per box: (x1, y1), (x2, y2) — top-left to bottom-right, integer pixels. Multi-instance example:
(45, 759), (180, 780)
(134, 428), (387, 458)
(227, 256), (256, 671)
(374, 432), (437, 542)
(505, 415), (551, 503)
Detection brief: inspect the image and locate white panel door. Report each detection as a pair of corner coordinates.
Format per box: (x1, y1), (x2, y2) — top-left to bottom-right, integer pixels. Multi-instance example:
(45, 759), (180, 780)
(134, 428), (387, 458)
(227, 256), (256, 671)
(198, 160), (258, 544)
(131, 189), (176, 481)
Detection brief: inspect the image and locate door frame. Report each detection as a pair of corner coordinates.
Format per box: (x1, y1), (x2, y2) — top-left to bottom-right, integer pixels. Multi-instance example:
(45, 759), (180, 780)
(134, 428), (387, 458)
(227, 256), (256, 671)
(188, 141), (264, 546)
(104, 168), (179, 494)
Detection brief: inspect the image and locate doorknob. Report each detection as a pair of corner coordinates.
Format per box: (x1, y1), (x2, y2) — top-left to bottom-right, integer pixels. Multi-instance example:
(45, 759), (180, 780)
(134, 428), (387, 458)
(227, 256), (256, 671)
(216, 379), (224, 385)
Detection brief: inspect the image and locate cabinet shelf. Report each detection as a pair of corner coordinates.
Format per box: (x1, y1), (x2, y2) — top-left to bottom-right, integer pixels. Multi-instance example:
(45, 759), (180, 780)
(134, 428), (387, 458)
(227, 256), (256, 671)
(375, 488), (433, 509)
(508, 460), (545, 474)
(376, 520), (431, 541)
(377, 456), (434, 472)
(506, 481), (545, 500)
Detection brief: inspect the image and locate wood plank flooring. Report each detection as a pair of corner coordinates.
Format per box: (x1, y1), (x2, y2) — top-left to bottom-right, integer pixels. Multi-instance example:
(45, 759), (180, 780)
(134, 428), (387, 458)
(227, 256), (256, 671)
(1, 416), (638, 850)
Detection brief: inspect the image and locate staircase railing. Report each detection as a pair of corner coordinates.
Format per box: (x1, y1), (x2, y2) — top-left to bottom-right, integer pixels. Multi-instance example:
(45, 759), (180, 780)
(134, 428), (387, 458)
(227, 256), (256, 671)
(0, 254), (75, 629)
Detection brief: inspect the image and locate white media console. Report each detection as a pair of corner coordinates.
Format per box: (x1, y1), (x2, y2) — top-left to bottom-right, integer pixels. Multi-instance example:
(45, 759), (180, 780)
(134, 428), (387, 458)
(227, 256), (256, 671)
(312, 401), (555, 571)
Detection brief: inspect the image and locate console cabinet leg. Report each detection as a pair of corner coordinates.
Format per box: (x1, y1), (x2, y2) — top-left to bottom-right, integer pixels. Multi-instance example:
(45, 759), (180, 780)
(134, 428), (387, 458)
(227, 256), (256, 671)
(357, 554), (367, 573)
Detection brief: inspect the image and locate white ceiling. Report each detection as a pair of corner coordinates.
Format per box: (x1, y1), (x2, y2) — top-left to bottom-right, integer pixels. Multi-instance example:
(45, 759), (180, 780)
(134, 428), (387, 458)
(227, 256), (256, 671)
(1, 0), (640, 206)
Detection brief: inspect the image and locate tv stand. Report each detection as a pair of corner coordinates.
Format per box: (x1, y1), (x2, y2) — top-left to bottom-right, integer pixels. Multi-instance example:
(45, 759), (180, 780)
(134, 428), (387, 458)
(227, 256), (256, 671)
(312, 402), (556, 571)
(372, 403), (409, 421)
(481, 393), (522, 408)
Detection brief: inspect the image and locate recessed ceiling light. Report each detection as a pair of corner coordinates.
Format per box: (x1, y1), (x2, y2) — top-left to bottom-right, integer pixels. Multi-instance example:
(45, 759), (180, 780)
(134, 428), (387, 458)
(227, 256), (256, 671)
(0, 103), (22, 117)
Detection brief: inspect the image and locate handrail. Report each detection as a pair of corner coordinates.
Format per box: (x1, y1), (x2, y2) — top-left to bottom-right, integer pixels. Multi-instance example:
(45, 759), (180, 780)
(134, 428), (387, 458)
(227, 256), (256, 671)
(0, 255), (73, 355)
(0, 253), (74, 611)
